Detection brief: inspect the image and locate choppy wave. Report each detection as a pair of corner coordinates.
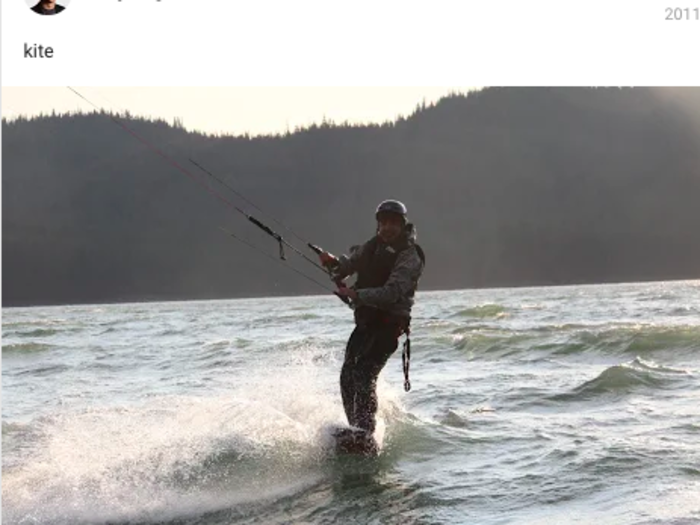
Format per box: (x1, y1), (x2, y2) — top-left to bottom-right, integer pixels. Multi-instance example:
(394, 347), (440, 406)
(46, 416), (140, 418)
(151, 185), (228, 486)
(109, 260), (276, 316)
(200, 339), (234, 352)
(14, 363), (71, 377)
(565, 324), (700, 355)
(13, 327), (62, 337)
(452, 304), (508, 319)
(252, 312), (324, 326)
(2, 319), (68, 329)
(2, 342), (52, 354)
(426, 322), (700, 361)
(553, 358), (692, 401)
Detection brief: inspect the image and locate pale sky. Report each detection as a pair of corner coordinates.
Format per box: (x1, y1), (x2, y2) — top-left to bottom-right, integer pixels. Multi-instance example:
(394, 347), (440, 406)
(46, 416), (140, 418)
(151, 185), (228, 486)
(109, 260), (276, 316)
(1, 87), (477, 136)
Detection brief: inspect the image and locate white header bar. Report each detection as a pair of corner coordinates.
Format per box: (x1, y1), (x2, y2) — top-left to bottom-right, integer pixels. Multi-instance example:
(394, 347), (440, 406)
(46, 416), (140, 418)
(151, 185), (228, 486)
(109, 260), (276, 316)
(2, 1), (700, 86)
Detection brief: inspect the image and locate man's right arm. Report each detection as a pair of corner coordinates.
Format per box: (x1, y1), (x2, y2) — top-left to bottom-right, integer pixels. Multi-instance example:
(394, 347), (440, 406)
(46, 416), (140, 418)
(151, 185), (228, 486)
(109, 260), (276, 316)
(331, 244), (365, 280)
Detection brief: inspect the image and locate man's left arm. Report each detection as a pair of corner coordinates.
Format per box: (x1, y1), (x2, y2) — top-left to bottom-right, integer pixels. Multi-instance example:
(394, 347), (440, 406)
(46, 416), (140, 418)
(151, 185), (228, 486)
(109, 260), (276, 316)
(355, 248), (424, 308)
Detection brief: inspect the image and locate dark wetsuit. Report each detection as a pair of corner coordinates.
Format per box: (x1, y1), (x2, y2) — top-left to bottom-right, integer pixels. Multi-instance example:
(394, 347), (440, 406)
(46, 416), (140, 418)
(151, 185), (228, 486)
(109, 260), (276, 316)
(334, 224), (425, 436)
(340, 316), (406, 434)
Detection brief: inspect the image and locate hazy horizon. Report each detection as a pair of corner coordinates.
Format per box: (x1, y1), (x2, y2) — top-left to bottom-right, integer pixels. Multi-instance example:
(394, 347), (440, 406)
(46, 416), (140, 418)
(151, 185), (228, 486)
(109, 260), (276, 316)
(1, 86), (477, 137)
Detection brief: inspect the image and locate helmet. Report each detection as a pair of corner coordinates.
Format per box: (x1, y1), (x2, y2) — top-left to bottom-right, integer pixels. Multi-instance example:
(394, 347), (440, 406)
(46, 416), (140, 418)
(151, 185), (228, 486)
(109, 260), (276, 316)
(375, 199), (408, 223)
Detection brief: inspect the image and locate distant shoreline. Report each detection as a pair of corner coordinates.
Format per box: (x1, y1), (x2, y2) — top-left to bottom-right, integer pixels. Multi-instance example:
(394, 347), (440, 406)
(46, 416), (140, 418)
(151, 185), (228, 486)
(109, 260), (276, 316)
(4, 277), (698, 309)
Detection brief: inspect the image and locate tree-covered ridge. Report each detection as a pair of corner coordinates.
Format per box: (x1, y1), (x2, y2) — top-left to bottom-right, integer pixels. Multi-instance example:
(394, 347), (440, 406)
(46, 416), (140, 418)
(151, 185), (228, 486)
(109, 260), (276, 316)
(3, 87), (700, 306)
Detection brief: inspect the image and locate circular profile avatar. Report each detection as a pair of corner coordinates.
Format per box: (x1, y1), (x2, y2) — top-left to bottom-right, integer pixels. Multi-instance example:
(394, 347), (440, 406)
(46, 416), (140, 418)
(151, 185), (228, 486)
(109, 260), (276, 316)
(30, 0), (67, 15)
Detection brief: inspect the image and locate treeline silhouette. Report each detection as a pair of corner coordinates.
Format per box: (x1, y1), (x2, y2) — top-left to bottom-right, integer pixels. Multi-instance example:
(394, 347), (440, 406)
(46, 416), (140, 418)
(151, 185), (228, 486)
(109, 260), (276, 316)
(3, 87), (700, 306)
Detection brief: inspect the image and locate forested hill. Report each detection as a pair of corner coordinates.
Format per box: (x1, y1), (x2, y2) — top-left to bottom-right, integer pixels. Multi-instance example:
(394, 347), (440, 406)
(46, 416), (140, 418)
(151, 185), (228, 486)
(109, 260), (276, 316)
(3, 87), (700, 306)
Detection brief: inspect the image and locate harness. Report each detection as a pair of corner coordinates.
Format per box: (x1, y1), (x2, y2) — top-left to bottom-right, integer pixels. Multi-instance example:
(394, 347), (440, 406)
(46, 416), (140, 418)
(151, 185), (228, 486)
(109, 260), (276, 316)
(353, 231), (425, 392)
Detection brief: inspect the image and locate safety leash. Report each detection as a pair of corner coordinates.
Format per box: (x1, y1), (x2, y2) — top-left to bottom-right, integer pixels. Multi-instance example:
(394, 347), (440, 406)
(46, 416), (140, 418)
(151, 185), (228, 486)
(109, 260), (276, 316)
(402, 326), (411, 392)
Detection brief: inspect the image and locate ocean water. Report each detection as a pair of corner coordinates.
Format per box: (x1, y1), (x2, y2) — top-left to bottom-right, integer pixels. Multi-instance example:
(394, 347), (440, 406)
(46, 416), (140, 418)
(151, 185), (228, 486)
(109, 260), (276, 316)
(2, 281), (699, 525)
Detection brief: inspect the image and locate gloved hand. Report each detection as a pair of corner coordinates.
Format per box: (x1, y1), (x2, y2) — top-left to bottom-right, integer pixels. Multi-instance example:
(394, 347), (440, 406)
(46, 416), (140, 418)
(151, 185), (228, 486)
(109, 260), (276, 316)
(335, 283), (358, 301)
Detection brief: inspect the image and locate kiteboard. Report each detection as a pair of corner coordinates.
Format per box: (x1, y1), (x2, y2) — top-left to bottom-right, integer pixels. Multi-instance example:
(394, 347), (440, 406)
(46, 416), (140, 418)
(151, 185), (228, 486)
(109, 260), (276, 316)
(330, 425), (379, 456)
